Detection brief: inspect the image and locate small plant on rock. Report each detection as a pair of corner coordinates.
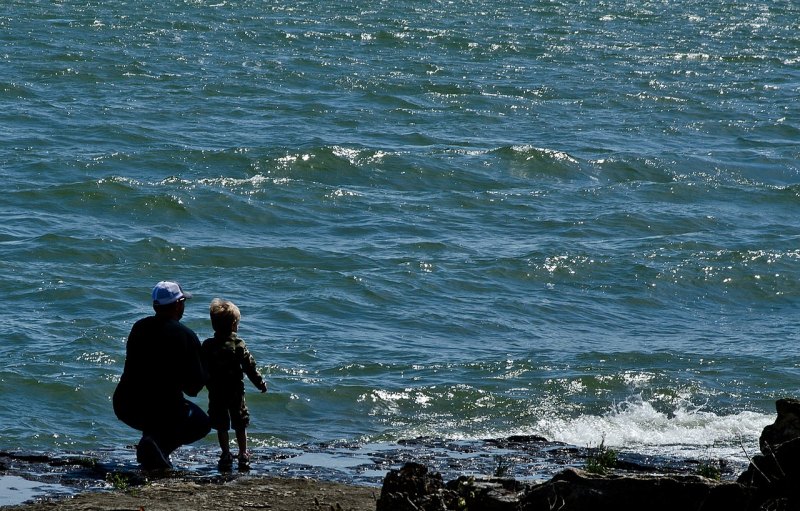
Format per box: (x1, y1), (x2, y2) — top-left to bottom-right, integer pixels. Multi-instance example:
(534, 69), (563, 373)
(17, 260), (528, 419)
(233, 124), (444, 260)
(696, 461), (722, 481)
(585, 435), (617, 475)
(494, 455), (514, 477)
(106, 471), (130, 491)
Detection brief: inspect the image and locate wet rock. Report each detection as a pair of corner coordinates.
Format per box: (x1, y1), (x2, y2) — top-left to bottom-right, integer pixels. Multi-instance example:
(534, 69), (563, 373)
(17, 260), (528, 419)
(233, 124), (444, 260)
(504, 435), (548, 443)
(483, 435), (549, 447)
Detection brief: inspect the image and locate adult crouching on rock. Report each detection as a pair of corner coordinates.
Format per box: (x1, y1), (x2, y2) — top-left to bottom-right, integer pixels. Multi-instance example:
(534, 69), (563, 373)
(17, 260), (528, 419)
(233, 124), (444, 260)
(113, 281), (211, 470)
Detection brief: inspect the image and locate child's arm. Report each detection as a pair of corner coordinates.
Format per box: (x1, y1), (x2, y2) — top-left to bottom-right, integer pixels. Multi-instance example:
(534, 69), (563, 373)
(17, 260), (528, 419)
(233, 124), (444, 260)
(239, 343), (268, 393)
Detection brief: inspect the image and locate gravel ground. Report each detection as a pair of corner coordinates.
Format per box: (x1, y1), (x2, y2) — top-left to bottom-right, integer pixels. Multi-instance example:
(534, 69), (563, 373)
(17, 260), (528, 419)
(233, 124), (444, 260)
(5, 475), (379, 511)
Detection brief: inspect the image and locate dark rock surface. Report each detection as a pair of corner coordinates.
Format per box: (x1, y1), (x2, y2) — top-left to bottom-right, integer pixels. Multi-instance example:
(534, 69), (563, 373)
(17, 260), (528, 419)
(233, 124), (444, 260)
(377, 463), (760, 511)
(522, 468), (755, 511)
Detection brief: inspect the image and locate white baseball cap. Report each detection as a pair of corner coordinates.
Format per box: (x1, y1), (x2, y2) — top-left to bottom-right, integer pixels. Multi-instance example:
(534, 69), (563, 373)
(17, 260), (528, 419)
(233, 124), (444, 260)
(152, 281), (193, 306)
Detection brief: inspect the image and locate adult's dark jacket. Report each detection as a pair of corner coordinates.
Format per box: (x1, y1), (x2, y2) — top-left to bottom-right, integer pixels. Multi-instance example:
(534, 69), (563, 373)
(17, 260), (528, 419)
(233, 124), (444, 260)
(113, 315), (207, 431)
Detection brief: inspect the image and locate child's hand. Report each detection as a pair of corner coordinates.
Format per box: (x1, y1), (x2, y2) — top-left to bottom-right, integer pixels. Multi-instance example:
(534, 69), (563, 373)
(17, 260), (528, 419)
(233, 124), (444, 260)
(258, 382), (268, 393)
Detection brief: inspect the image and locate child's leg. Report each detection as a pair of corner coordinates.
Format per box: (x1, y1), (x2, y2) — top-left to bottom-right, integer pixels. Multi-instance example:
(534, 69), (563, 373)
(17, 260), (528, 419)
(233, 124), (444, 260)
(216, 428), (234, 470)
(232, 393), (251, 468)
(217, 429), (231, 455)
(234, 428), (251, 470)
(234, 427), (247, 457)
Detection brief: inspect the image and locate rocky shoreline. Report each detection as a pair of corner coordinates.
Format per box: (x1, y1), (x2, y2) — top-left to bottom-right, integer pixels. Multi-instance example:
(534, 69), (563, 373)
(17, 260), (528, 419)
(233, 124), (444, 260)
(4, 399), (800, 510)
(370, 399), (800, 510)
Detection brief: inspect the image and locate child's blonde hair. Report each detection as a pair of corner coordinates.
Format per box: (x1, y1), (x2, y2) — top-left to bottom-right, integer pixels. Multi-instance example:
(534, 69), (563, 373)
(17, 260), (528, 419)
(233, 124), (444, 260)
(209, 298), (241, 333)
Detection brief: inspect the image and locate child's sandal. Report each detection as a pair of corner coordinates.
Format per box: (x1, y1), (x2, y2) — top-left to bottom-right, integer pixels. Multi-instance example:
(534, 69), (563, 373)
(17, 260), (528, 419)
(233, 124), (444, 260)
(218, 452), (234, 470)
(238, 452), (251, 470)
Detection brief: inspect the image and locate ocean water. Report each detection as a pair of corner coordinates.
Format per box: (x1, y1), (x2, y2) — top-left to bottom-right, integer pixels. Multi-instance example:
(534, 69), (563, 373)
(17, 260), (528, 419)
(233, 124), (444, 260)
(2, 0), (800, 490)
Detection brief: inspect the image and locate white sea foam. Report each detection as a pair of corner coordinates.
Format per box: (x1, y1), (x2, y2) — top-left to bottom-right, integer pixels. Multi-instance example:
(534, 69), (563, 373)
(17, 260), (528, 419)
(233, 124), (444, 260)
(534, 397), (773, 460)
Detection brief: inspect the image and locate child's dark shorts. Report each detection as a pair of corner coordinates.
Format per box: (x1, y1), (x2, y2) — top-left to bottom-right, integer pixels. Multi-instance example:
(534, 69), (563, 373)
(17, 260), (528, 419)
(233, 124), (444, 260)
(208, 390), (250, 431)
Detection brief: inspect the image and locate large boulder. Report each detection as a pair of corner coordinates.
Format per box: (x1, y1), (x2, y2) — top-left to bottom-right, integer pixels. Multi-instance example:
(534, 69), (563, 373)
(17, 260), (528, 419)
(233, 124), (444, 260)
(446, 475), (528, 511)
(377, 462), (527, 511)
(376, 462), (450, 511)
(737, 398), (800, 508)
(758, 398), (800, 453)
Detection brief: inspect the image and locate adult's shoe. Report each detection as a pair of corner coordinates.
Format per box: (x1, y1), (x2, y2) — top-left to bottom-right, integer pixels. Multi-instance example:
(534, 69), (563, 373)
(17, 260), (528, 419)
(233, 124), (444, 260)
(136, 436), (172, 470)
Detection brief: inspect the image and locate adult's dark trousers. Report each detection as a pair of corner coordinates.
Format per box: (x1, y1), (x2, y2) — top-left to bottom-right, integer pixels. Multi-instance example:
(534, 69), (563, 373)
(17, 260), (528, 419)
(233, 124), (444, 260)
(114, 396), (211, 456)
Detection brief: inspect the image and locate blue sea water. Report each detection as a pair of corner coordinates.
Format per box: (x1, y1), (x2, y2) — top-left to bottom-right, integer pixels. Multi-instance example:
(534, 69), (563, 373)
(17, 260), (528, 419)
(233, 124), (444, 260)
(2, 0), (800, 493)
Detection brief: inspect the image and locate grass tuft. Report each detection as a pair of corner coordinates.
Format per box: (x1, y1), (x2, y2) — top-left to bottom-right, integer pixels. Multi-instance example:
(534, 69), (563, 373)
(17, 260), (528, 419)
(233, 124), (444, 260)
(106, 471), (130, 491)
(585, 435), (617, 475)
(696, 461), (722, 481)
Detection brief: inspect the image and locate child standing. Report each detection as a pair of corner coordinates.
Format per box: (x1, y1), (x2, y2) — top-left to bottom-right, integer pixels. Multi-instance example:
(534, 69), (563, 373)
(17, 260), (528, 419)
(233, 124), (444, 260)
(202, 298), (268, 470)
